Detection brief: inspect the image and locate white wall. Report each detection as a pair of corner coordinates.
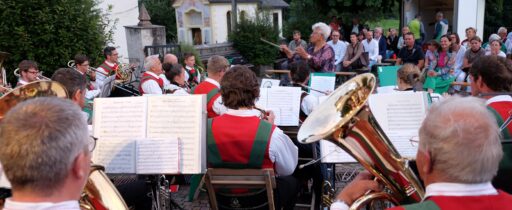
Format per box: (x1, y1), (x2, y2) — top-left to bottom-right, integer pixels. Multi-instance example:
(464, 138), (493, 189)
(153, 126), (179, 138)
(210, 3), (258, 44)
(455, 0), (485, 39)
(99, 0), (139, 62)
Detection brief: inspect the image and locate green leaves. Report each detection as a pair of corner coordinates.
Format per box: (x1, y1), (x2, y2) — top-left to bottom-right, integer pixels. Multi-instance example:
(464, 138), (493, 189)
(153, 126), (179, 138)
(139, 0), (177, 42)
(0, 0), (115, 85)
(228, 11), (280, 66)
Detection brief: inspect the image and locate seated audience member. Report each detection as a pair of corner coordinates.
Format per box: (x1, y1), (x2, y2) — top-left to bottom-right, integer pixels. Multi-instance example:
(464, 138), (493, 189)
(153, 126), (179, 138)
(498, 27), (508, 43)
(485, 40), (507, 58)
(396, 32), (425, 69)
(483, 34), (507, 53)
(449, 33), (467, 91)
(139, 55), (164, 95)
(362, 30), (379, 67)
(506, 32), (512, 58)
(163, 63), (189, 95)
(281, 22), (335, 72)
(469, 56), (512, 194)
(331, 96), (512, 210)
(191, 55), (229, 117)
(423, 35), (455, 94)
(397, 26), (410, 50)
(288, 30), (308, 52)
(387, 28), (399, 56)
(396, 63), (422, 91)
(0, 98), (91, 210)
(208, 65), (299, 209)
(461, 27), (476, 48)
(16, 60), (39, 87)
(424, 40), (440, 71)
(462, 36), (485, 71)
(374, 27), (387, 59)
(343, 32), (366, 71)
(328, 30), (348, 72)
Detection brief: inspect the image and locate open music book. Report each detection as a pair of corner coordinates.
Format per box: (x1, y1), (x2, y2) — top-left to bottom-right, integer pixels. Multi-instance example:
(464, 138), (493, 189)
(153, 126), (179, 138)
(320, 92), (429, 162)
(256, 87), (302, 126)
(308, 72), (335, 97)
(92, 95), (206, 174)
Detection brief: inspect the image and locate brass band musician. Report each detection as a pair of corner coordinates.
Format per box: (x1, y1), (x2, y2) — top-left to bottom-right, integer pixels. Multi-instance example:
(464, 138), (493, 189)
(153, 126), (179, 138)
(73, 54), (100, 99)
(139, 55), (164, 95)
(191, 55), (228, 118)
(16, 60), (39, 87)
(95, 46), (119, 90)
(0, 98), (92, 210)
(163, 63), (189, 95)
(207, 65), (299, 209)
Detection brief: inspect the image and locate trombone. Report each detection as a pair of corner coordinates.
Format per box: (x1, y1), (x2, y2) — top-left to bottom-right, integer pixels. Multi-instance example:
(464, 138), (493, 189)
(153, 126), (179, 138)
(13, 68), (51, 81)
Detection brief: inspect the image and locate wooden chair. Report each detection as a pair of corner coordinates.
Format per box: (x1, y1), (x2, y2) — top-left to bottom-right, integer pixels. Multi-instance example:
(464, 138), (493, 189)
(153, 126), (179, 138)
(204, 168), (277, 210)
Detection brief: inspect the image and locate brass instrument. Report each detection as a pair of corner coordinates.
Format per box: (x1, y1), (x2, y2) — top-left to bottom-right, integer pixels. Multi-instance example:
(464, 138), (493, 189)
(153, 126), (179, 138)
(68, 60), (97, 81)
(0, 81), (128, 210)
(13, 68), (51, 81)
(297, 73), (424, 209)
(117, 62), (137, 83)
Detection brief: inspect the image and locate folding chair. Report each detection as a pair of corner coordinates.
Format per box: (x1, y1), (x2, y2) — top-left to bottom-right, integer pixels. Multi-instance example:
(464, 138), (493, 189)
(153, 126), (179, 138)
(204, 168), (276, 210)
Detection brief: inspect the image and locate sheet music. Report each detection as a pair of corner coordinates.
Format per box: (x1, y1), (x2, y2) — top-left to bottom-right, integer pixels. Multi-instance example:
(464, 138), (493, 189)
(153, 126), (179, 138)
(93, 97), (147, 140)
(309, 73), (335, 97)
(256, 87), (301, 126)
(136, 139), (181, 174)
(369, 92), (428, 158)
(320, 140), (356, 163)
(93, 139), (136, 173)
(260, 79), (281, 88)
(146, 95), (206, 174)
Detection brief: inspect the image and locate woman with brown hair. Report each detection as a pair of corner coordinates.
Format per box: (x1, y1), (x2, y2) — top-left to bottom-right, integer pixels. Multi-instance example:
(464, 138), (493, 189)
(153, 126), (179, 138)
(423, 35), (456, 94)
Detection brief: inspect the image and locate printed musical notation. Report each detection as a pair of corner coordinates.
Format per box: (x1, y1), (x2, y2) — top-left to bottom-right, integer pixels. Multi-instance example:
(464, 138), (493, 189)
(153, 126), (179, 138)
(257, 87), (301, 126)
(136, 139), (180, 174)
(93, 139), (136, 173)
(92, 95), (207, 174)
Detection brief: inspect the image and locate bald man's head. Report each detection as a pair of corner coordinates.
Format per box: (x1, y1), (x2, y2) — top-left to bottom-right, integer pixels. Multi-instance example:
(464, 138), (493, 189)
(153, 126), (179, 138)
(163, 53), (178, 65)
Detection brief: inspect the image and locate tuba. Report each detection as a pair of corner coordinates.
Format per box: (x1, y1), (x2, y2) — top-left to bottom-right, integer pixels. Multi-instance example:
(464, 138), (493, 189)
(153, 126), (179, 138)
(0, 81), (128, 210)
(297, 73), (424, 209)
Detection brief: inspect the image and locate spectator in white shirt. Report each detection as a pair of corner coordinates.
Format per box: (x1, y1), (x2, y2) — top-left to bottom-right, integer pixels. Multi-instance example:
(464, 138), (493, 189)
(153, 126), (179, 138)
(362, 30), (379, 67)
(0, 98), (92, 210)
(327, 30), (348, 72)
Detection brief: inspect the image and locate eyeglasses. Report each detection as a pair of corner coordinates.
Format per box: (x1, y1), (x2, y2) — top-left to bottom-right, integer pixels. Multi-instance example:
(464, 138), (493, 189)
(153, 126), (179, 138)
(409, 136), (419, 147)
(27, 70), (39, 74)
(89, 136), (98, 152)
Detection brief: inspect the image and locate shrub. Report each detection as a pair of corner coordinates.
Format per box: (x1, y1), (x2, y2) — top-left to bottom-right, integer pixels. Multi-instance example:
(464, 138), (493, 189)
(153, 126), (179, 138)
(229, 11), (280, 66)
(0, 0), (115, 83)
(180, 43), (204, 68)
(139, 0), (177, 42)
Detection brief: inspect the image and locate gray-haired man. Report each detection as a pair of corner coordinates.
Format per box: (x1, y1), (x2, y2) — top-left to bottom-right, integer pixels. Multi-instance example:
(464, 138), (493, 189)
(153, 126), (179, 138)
(0, 98), (92, 209)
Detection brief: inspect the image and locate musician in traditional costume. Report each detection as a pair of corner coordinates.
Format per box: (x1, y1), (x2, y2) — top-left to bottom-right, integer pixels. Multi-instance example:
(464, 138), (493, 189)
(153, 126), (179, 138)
(191, 55), (228, 118)
(183, 53), (202, 86)
(95, 46), (119, 89)
(469, 55), (512, 194)
(208, 65), (299, 209)
(73, 54), (100, 99)
(0, 98), (92, 210)
(332, 96), (512, 210)
(163, 63), (189, 95)
(289, 61), (319, 120)
(16, 60), (39, 87)
(139, 55), (164, 95)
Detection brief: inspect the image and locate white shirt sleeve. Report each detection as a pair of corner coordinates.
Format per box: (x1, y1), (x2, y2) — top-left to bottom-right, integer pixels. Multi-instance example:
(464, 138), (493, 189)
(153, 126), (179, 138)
(212, 96), (227, 115)
(330, 201), (349, 210)
(301, 94), (319, 116)
(268, 127), (298, 176)
(397, 37), (404, 49)
(141, 80), (163, 95)
(85, 89), (100, 100)
(370, 40), (379, 61)
(95, 66), (109, 90)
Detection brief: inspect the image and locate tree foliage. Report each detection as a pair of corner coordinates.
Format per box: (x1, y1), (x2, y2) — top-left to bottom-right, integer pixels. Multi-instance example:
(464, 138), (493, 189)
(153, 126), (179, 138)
(0, 0), (115, 82)
(229, 12), (279, 66)
(483, 0), (511, 41)
(139, 0), (177, 42)
(283, 0), (399, 40)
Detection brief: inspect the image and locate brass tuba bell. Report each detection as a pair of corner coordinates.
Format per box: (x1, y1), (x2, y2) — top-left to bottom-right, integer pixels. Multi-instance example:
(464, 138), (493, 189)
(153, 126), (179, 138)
(297, 73), (424, 209)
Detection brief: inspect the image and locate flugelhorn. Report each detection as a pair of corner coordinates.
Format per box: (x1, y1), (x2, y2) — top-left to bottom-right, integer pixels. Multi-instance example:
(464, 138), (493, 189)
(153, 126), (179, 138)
(297, 73), (424, 209)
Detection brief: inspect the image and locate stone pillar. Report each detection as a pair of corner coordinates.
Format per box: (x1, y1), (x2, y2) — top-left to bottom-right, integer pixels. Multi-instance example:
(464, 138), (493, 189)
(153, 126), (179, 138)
(124, 4), (166, 81)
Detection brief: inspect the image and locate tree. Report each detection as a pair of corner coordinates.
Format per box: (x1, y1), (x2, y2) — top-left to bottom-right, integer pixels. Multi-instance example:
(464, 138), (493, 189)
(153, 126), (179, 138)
(0, 0), (115, 83)
(483, 0), (511, 42)
(139, 0), (177, 42)
(283, 0), (399, 40)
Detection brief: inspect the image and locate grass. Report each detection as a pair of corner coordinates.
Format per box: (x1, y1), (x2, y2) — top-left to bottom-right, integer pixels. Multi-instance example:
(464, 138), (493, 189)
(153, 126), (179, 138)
(366, 19), (400, 31)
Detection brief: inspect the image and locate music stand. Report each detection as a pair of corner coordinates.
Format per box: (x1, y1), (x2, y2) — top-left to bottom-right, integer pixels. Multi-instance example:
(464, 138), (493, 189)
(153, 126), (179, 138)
(100, 75), (116, 97)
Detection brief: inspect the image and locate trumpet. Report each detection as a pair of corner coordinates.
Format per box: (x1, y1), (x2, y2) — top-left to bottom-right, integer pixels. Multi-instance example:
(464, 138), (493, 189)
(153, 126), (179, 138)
(67, 60), (97, 81)
(14, 68), (51, 81)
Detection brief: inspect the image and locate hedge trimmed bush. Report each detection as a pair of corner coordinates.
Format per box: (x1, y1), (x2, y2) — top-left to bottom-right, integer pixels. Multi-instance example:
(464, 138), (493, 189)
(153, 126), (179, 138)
(0, 0), (115, 83)
(229, 11), (279, 66)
